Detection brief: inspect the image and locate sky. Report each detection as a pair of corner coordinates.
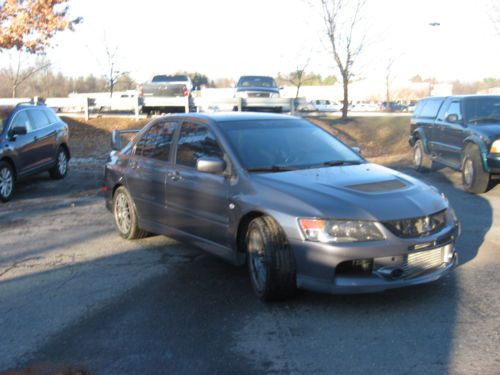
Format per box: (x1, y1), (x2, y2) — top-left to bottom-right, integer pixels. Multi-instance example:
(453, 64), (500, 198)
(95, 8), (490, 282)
(8, 0), (500, 86)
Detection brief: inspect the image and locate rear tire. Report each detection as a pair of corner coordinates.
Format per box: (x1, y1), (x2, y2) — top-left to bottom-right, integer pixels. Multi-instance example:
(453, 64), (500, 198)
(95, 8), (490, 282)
(49, 147), (69, 180)
(462, 144), (490, 194)
(0, 161), (15, 202)
(246, 216), (296, 301)
(413, 139), (433, 172)
(113, 186), (148, 240)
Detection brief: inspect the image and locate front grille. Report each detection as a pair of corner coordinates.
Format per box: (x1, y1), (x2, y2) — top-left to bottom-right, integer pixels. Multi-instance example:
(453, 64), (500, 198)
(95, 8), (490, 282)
(383, 210), (447, 238)
(401, 248), (444, 279)
(248, 92), (270, 98)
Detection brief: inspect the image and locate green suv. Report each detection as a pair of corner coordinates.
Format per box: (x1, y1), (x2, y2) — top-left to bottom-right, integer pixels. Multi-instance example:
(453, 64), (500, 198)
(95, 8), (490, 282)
(409, 95), (500, 193)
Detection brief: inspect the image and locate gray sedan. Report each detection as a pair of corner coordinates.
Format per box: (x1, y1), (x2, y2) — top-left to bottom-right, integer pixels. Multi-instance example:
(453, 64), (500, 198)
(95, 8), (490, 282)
(104, 113), (459, 300)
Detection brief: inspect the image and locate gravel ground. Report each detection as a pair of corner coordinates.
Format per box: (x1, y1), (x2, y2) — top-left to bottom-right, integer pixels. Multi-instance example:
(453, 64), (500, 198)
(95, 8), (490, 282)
(0, 158), (499, 375)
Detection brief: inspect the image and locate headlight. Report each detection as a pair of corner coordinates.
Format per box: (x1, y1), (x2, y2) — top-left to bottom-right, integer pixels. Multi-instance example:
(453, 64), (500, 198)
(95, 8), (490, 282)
(298, 218), (385, 243)
(490, 140), (500, 153)
(235, 91), (248, 99)
(270, 92), (280, 98)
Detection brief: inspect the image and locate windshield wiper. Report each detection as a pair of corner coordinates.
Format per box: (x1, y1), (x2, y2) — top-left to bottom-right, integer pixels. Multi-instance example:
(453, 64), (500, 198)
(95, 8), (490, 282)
(469, 116), (500, 124)
(247, 165), (298, 173)
(321, 160), (363, 166)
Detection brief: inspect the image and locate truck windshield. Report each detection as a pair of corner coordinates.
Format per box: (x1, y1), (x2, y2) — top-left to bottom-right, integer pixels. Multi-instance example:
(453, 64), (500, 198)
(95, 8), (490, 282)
(218, 119), (363, 171)
(152, 75), (189, 83)
(238, 76), (277, 88)
(465, 97), (500, 123)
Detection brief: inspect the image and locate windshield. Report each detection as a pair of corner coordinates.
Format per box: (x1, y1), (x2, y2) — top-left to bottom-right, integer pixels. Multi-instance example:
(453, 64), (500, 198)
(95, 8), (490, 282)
(237, 76), (277, 88)
(218, 119), (363, 171)
(0, 108), (11, 133)
(465, 97), (500, 123)
(152, 75), (189, 83)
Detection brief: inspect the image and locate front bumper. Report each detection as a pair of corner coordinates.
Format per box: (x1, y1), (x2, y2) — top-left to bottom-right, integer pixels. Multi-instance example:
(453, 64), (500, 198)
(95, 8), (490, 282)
(290, 223), (459, 294)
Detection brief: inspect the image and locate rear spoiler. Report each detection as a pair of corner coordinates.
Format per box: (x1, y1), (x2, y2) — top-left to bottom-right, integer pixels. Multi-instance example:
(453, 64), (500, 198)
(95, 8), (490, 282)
(111, 129), (141, 151)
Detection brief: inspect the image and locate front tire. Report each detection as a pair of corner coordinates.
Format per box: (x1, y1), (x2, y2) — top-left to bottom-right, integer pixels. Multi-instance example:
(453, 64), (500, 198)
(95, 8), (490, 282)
(113, 186), (148, 240)
(246, 216), (296, 301)
(413, 139), (433, 172)
(0, 161), (15, 202)
(462, 144), (490, 194)
(49, 147), (69, 179)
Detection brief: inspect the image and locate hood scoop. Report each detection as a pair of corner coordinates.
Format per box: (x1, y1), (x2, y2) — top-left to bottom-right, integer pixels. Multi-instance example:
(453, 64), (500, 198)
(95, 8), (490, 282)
(346, 179), (408, 193)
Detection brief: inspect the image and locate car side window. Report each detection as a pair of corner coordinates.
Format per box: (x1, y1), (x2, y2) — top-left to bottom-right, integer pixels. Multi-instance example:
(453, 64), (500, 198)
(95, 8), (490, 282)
(10, 111), (33, 132)
(436, 99), (452, 121)
(445, 101), (462, 122)
(135, 121), (177, 161)
(176, 122), (223, 168)
(29, 109), (51, 130)
(420, 99), (443, 118)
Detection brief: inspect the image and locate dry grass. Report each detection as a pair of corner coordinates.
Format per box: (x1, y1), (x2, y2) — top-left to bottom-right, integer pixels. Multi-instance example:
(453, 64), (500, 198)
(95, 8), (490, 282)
(64, 115), (412, 163)
(309, 115), (411, 159)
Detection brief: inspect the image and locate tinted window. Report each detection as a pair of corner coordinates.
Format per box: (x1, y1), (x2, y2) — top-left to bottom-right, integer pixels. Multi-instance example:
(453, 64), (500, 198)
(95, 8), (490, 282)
(413, 101), (425, 117)
(0, 109), (10, 133)
(419, 99), (443, 118)
(464, 97), (500, 122)
(135, 121), (177, 161)
(29, 109), (50, 130)
(11, 111), (33, 132)
(218, 119), (363, 170)
(152, 75), (189, 83)
(176, 122), (223, 168)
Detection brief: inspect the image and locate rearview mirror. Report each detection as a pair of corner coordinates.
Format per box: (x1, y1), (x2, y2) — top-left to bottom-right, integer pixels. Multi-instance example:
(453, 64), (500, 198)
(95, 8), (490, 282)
(9, 126), (27, 139)
(352, 146), (361, 154)
(197, 157), (226, 174)
(446, 114), (459, 123)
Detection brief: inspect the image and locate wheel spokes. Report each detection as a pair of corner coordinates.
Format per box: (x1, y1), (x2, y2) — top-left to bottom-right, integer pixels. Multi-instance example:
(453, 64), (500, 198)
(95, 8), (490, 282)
(0, 168), (13, 197)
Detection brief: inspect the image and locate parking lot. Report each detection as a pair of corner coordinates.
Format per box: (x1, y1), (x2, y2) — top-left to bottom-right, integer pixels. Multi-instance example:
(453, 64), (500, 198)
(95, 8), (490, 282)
(0, 155), (498, 375)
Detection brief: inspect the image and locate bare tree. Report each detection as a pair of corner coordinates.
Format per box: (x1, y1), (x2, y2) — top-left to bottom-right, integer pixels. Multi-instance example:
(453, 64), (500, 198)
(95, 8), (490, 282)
(2, 51), (51, 97)
(385, 57), (395, 104)
(104, 42), (127, 97)
(320, 0), (366, 118)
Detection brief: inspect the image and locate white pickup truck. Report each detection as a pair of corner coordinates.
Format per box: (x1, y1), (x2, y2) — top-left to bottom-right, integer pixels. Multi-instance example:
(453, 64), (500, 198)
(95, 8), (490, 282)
(140, 75), (194, 114)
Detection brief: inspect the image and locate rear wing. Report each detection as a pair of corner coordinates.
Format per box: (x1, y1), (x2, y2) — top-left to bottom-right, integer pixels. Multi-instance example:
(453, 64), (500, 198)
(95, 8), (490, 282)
(111, 129), (141, 151)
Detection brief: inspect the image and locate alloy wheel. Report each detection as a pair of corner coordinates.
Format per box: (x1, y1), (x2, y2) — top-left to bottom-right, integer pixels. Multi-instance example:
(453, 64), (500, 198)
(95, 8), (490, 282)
(463, 158), (474, 187)
(248, 228), (267, 292)
(0, 167), (13, 199)
(114, 193), (132, 234)
(58, 151), (67, 176)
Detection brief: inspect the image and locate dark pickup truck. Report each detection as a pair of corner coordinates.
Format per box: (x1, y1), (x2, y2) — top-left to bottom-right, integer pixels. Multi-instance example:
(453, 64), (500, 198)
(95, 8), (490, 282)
(409, 95), (500, 193)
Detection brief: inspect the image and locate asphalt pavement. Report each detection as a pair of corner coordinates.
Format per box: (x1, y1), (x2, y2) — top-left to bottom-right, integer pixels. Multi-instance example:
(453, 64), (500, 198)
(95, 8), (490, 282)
(0, 159), (498, 375)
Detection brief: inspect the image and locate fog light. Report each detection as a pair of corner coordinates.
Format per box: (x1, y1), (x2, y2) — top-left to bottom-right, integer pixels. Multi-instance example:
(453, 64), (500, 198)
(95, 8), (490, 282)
(352, 259), (373, 273)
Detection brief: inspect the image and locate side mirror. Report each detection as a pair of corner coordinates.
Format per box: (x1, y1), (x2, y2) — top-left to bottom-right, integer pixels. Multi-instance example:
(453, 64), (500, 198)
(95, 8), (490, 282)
(9, 126), (27, 139)
(197, 157), (226, 174)
(446, 114), (460, 123)
(352, 146), (361, 154)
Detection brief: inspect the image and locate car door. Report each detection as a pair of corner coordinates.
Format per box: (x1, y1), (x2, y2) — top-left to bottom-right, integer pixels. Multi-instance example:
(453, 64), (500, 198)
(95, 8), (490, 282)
(27, 109), (57, 169)
(8, 110), (38, 175)
(166, 121), (230, 246)
(434, 99), (465, 163)
(126, 120), (178, 225)
(417, 98), (446, 153)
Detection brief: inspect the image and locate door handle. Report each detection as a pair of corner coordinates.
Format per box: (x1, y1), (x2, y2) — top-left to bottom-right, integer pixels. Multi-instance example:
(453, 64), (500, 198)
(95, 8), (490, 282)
(168, 171), (182, 181)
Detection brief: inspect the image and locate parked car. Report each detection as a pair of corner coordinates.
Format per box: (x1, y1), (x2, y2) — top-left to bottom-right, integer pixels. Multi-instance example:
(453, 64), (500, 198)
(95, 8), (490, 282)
(304, 99), (341, 112)
(105, 112), (459, 301)
(140, 75), (194, 115)
(380, 101), (407, 112)
(0, 102), (70, 202)
(234, 76), (282, 112)
(409, 95), (500, 193)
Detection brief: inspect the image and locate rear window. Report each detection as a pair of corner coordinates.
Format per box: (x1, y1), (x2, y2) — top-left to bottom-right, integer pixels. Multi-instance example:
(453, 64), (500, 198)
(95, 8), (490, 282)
(416, 98), (443, 118)
(152, 75), (189, 83)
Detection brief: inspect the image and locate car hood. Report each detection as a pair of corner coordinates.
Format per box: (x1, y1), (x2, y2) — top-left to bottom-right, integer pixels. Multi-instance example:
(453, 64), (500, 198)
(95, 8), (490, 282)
(467, 124), (500, 139)
(236, 86), (280, 93)
(251, 163), (447, 221)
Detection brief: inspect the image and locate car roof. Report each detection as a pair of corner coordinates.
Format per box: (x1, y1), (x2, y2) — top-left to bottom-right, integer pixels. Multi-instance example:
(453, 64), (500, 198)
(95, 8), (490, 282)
(160, 112), (299, 123)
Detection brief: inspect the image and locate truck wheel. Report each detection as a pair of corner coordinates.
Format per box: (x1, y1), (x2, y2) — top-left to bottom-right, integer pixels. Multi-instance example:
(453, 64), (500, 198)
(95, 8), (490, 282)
(0, 161), (15, 202)
(246, 216), (296, 301)
(113, 186), (148, 240)
(413, 140), (433, 172)
(49, 147), (69, 179)
(462, 144), (490, 194)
